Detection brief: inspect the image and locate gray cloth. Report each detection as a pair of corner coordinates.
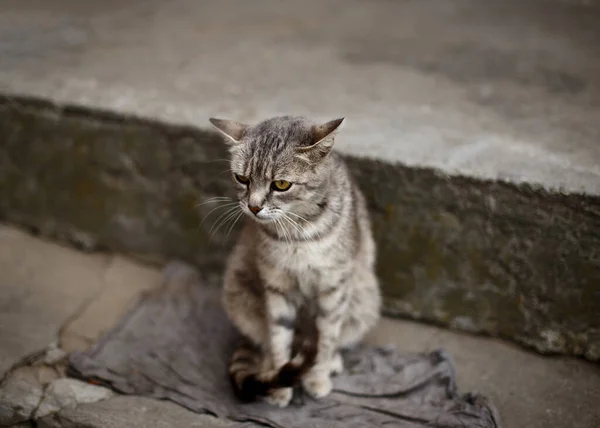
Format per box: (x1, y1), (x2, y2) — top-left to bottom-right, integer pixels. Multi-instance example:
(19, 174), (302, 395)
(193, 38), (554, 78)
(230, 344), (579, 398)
(69, 261), (501, 428)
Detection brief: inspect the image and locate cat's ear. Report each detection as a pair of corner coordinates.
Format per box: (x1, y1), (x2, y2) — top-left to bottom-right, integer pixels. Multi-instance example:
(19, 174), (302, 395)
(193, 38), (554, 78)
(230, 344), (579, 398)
(312, 118), (345, 145)
(209, 118), (249, 144)
(297, 118), (344, 163)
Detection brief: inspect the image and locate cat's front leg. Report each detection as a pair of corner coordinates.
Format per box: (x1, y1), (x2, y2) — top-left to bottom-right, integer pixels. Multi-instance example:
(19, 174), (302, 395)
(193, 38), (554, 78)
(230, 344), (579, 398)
(302, 282), (350, 398)
(265, 286), (297, 368)
(263, 285), (297, 407)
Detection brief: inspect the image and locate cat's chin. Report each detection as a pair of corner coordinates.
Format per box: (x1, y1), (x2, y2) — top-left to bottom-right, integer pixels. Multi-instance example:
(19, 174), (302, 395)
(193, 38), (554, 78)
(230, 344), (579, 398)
(247, 214), (277, 224)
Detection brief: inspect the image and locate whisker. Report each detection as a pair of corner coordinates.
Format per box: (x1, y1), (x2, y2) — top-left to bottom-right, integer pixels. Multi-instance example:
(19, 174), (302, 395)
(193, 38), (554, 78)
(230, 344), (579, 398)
(195, 199), (235, 234)
(209, 206), (240, 235)
(273, 217), (283, 243)
(196, 197), (232, 207)
(217, 209), (243, 241)
(295, 217), (312, 242)
(282, 215), (295, 244)
(199, 202), (238, 226)
(200, 196), (232, 200)
(281, 214), (310, 243)
(275, 217), (290, 245)
(284, 211), (308, 222)
(204, 206), (238, 238)
(285, 211), (321, 240)
(281, 215), (298, 242)
(289, 214), (313, 243)
(272, 218), (283, 243)
(202, 159), (231, 164)
(282, 218), (292, 245)
(225, 211), (244, 243)
(283, 218), (292, 244)
(209, 207), (241, 242)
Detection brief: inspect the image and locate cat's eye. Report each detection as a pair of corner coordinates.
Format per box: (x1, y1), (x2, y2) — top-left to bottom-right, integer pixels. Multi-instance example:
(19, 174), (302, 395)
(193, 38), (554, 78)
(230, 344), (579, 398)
(272, 180), (292, 191)
(235, 174), (250, 185)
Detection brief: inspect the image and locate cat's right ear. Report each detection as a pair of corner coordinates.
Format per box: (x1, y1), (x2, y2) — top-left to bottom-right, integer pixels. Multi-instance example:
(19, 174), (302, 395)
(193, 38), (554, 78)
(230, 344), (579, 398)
(296, 118), (344, 164)
(209, 118), (249, 144)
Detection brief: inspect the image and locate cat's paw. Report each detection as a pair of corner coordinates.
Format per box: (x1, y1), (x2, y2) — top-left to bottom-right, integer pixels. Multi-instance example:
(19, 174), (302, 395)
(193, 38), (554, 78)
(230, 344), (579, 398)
(302, 371), (332, 399)
(329, 352), (344, 376)
(264, 387), (293, 408)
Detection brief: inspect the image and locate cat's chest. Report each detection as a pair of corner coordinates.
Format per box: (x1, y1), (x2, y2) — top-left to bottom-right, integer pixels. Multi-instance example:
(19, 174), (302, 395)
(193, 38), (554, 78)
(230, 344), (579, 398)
(269, 242), (332, 293)
(275, 241), (330, 271)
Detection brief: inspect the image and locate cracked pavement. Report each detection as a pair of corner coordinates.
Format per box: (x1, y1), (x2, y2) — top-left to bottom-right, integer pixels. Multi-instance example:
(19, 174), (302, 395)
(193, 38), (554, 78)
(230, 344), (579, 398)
(0, 224), (599, 427)
(0, 225), (229, 427)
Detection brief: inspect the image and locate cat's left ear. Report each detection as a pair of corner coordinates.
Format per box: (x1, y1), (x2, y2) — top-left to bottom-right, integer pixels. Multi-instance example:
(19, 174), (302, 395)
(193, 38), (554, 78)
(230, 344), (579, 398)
(297, 118), (344, 163)
(209, 118), (249, 144)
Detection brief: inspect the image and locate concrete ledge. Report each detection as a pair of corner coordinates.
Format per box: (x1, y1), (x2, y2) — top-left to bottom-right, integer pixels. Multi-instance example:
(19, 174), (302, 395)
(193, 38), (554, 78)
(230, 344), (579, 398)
(2, 0), (600, 195)
(1, 94), (599, 361)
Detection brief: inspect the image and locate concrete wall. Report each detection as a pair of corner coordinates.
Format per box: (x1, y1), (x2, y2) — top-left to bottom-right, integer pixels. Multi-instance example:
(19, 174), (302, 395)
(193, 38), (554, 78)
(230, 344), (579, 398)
(1, 95), (599, 361)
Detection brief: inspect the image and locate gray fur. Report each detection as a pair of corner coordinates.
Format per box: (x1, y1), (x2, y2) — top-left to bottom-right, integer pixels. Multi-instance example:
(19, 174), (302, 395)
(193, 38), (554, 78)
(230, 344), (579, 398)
(211, 116), (381, 407)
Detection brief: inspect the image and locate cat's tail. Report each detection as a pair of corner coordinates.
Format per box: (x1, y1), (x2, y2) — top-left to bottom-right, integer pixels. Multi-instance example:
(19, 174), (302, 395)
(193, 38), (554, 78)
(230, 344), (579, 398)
(228, 338), (317, 402)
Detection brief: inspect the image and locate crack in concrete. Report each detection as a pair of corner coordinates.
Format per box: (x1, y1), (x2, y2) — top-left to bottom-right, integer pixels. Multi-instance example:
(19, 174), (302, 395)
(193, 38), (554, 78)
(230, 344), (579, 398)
(0, 358), (49, 427)
(57, 254), (116, 349)
(28, 383), (51, 424)
(0, 349), (47, 385)
(1, 381), (70, 428)
(1, 365), (114, 427)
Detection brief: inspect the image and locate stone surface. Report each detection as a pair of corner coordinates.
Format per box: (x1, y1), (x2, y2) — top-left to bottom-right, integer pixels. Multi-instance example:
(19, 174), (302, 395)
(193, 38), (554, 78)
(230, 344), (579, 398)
(0, 355), (71, 426)
(368, 319), (600, 428)
(0, 225), (109, 376)
(355, 160), (600, 361)
(0, 367), (228, 428)
(37, 396), (235, 428)
(1, 98), (598, 361)
(0, 223), (161, 377)
(0, 366), (47, 425)
(0, 229), (597, 427)
(0, 0), (599, 194)
(60, 256), (161, 353)
(34, 378), (114, 419)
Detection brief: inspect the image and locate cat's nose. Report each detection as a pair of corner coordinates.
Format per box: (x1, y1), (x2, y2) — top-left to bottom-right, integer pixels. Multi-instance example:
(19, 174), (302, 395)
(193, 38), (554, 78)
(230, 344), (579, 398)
(248, 205), (263, 215)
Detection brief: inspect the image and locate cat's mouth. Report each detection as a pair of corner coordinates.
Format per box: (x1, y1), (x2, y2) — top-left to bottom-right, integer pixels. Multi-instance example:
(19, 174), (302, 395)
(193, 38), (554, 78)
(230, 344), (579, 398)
(244, 208), (280, 224)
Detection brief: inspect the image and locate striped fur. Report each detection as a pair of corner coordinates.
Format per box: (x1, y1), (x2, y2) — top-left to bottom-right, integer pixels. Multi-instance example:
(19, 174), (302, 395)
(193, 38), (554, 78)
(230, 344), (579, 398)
(210, 116), (381, 407)
(228, 335), (318, 402)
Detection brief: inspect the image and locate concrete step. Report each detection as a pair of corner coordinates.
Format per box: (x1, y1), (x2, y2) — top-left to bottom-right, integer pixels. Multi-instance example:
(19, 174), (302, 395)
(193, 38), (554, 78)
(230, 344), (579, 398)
(0, 0), (599, 361)
(0, 225), (599, 428)
(1, 0), (599, 193)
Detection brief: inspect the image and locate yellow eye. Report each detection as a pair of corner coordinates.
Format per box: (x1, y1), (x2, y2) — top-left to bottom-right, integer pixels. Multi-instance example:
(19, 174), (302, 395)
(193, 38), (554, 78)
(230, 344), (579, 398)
(235, 174), (249, 185)
(272, 180), (292, 191)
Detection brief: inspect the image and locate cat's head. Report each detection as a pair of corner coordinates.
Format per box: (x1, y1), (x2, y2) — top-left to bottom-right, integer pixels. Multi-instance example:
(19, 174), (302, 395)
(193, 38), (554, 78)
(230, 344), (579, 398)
(209, 116), (344, 223)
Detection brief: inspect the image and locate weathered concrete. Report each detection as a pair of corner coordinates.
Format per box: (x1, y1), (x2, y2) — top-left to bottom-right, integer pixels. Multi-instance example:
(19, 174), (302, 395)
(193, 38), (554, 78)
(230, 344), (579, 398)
(1, 97), (598, 361)
(0, 358), (225, 428)
(60, 255), (161, 354)
(0, 0), (599, 194)
(0, 225), (109, 376)
(34, 378), (114, 420)
(0, 365), (51, 425)
(368, 320), (600, 428)
(1, 0), (600, 360)
(0, 228), (598, 427)
(0, 230), (224, 428)
(0, 224), (162, 374)
(37, 396), (235, 428)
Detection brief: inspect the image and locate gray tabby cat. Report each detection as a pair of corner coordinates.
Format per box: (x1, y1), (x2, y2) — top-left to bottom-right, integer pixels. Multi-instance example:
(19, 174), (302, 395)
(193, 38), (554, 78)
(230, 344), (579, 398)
(209, 116), (381, 407)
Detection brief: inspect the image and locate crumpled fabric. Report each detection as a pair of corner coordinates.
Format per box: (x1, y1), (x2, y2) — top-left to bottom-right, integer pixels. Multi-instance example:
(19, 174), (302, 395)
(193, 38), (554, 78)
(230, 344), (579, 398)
(69, 261), (501, 428)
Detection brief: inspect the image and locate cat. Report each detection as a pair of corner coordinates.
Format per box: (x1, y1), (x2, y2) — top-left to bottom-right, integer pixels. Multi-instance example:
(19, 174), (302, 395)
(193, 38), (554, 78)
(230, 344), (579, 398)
(209, 115), (381, 407)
